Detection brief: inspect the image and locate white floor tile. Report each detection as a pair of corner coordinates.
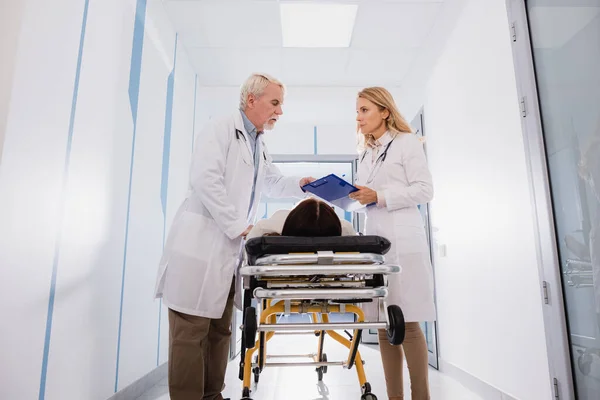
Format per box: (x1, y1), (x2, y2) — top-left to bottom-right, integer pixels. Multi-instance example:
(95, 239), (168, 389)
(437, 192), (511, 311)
(157, 377), (168, 386)
(135, 384), (169, 400)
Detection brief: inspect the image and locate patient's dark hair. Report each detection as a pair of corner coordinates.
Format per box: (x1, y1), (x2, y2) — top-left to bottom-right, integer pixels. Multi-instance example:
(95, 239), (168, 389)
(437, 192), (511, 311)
(281, 198), (342, 237)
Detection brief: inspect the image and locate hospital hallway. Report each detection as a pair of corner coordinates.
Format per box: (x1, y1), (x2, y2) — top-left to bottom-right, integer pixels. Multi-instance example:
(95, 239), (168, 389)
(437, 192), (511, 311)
(136, 334), (482, 400)
(1, 0), (599, 399)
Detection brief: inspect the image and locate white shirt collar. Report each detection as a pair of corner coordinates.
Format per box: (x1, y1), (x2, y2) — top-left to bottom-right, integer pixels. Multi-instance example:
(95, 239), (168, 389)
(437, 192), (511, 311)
(373, 131), (393, 148)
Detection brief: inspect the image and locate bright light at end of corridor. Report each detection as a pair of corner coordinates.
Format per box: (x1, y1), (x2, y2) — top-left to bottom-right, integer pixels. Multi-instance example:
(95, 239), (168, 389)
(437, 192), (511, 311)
(280, 3), (358, 48)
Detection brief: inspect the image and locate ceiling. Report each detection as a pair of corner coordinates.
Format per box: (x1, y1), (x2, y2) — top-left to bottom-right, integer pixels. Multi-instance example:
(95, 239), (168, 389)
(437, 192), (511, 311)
(162, 0), (447, 88)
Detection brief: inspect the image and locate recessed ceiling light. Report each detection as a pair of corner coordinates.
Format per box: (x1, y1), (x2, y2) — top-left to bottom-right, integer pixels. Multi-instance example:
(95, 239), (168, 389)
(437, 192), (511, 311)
(280, 3), (358, 48)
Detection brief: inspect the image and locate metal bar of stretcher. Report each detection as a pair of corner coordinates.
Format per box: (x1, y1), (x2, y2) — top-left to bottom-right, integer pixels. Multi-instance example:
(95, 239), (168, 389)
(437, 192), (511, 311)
(240, 264), (400, 277)
(266, 354), (316, 359)
(258, 322), (387, 332)
(254, 253), (384, 266)
(265, 361), (345, 368)
(253, 287), (388, 300)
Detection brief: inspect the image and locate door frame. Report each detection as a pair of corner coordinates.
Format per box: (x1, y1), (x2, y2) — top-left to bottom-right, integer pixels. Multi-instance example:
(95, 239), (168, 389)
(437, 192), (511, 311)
(412, 107), (440, 369)
(505, 0), (575, 397)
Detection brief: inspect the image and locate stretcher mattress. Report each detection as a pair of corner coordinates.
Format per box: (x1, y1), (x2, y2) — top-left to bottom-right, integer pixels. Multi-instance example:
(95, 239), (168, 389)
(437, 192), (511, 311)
(244, 235), (391, 264)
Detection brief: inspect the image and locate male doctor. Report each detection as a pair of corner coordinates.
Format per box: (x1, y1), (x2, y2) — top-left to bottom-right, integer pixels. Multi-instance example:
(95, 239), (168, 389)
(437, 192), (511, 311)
(155, 73), (314, 400)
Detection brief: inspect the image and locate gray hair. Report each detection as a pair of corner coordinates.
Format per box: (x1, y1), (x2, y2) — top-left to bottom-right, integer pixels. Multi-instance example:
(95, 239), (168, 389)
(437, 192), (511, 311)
(239, 73), (285, 110)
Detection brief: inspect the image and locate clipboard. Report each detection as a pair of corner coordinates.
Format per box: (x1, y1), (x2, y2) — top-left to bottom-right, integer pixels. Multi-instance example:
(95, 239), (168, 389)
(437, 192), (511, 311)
(301, 174), (371, 212)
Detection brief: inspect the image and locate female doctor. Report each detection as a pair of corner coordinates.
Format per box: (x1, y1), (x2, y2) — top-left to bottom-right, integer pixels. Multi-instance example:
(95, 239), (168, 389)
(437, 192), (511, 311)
(349, 87), (435, 400)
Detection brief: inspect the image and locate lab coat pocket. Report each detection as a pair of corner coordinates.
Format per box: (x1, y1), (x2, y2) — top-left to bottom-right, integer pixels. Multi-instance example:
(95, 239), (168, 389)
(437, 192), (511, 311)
(169, 211), (217, 261)
(392, 208), (424, 228)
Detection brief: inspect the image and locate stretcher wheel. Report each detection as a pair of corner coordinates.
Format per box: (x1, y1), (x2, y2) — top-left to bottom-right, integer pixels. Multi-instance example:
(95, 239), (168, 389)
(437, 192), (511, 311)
(316, 353), (327, 381)
(361, 382), (377, 399)
(244, 307), (257, 349)
(386, 305), (405, 345)
(241, 386), (252, 400)
(253, 366), (260, 383)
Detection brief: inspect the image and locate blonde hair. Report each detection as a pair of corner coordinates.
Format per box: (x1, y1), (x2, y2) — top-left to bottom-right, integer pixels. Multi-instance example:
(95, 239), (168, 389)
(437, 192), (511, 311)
(239, 73), (285, 109)
(357, 87), (412, 150)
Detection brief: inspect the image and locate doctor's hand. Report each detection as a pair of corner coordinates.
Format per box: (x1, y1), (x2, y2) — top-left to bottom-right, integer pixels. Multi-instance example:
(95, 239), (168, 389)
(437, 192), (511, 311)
(240, 225), (253, 239)
(349, 185), (378, 205)
(299, 176), (316, 188)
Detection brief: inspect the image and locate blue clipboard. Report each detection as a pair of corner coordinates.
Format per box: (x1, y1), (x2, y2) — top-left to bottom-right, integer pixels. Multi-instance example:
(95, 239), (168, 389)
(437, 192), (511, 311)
(301, 174), (369, 212)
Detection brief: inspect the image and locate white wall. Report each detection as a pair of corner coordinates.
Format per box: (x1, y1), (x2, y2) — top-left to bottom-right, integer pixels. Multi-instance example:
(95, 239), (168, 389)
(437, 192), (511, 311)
(0, 0), (26, 165)
(423, 0), (552, 399)
(196, 86), (409, 156)
(0, 0), (197, 399)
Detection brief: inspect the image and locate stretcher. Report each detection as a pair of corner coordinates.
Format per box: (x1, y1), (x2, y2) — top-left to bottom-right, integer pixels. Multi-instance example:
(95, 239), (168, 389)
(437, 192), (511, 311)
(237, 235), (406, 400)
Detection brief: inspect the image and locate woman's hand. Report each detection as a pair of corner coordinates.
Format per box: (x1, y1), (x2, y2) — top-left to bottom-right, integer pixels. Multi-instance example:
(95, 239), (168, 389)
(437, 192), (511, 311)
(299, 176), (316, 189)
(240, 225), (254, 238)
(349, 185), (378, 205)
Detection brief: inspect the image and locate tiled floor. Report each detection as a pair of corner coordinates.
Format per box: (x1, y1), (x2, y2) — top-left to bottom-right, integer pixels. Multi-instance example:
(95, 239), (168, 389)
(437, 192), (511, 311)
(137, 334), (482, 400)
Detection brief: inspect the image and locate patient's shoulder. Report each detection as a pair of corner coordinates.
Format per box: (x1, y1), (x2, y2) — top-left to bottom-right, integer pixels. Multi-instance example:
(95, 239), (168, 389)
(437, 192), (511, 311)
(246, 209), (291, 239)
(271, 209), (291, 220)
(341, 219), (357, 236)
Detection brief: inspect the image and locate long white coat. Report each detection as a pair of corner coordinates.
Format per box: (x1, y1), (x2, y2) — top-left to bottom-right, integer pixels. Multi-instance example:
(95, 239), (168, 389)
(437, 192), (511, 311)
(356, 132), (436, 322)
(154, 111), (304, 318)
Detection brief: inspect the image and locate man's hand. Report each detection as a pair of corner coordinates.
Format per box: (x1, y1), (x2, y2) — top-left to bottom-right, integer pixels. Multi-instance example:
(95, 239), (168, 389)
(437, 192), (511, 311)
(240, 225), (253, 238)
(348, 185), (378, 205)
(299, 176), (316, 188)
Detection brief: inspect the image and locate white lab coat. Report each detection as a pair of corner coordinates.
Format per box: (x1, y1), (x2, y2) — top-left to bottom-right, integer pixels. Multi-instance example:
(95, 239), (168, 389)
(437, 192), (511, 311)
(356, 132), (436, 322)
(154, 111), (305, 319)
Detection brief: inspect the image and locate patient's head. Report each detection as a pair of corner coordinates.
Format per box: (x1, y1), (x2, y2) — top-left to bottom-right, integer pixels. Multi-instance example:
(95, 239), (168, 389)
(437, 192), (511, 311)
(281, 198), (342, 237)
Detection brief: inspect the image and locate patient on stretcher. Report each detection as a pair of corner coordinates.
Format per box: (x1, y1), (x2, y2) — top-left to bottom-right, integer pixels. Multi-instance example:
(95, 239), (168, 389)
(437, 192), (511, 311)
(246, 198), (356, 239)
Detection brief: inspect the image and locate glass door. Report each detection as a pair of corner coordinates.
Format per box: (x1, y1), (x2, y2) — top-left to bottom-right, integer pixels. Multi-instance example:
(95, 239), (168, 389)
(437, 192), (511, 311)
(412, 108), (439, 369)
(524, 1), (600, 397)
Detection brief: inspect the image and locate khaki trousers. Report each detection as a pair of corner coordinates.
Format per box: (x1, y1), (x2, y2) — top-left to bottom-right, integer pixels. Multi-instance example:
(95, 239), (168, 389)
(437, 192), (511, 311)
(168, 280), (235, 400)
(378, 322), (431, 400)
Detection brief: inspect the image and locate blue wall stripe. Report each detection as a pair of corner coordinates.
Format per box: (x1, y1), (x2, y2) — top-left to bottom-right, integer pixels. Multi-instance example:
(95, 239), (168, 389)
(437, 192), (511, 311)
(38, 1), (90, 399)
(127, 1), (146, 123)
(191, 74), (197, 153)
(160, 34), (177, 219)
(313, 126), (318, 155)
(115, 0), (147, 392)
(157, 33), (178, 367)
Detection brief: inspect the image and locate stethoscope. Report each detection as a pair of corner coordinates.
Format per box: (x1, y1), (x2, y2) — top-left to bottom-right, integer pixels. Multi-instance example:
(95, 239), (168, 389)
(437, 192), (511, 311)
(236, 129), (267, 161)
(360, 139), (394, 184)
(235, 128), (247, 142)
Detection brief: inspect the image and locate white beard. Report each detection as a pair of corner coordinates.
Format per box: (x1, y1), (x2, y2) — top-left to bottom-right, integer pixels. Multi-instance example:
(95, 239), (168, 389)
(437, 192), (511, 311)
(264, 120), (277, 131)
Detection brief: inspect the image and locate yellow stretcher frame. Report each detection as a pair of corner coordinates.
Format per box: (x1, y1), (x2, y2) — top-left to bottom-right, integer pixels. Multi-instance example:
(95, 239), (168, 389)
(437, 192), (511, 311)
(242, 300), (368, 389)
(237, 250), (404, 400)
